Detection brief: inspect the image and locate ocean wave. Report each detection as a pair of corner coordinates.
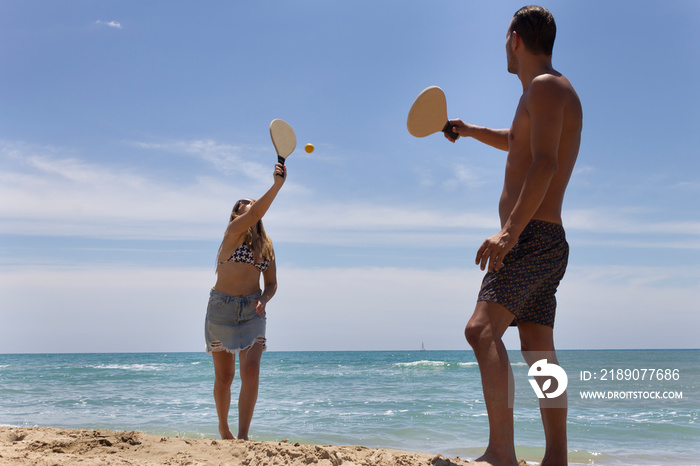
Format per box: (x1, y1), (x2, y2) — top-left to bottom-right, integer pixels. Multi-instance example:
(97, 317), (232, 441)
(393, 360), (531, 369)
(393, 360), (480, 369)
(394, 360), (448, 367)
(90, 364), (168, 371)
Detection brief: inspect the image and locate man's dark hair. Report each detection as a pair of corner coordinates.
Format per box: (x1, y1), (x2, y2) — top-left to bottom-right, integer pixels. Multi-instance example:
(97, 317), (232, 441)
(510, 5), (556, 56)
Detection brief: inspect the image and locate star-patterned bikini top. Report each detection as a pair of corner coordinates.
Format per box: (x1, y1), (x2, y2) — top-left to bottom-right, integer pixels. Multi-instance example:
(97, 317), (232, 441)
(218, 243), (270, 272)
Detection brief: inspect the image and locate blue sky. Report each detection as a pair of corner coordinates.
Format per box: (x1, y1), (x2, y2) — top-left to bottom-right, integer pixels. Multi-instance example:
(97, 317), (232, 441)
(1, 1), (698, 353)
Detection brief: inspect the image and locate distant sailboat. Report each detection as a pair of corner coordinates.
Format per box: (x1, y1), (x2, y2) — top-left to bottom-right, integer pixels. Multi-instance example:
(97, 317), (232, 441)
(421, 342), (426, 351)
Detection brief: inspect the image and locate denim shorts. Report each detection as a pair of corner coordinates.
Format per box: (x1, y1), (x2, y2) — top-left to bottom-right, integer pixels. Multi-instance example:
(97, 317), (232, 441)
(204, 289), (267, 354)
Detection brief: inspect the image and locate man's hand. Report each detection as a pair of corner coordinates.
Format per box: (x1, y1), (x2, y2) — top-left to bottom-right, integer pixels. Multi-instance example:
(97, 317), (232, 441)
(444, 119), (470, 143)
(476, 228), (519, 272)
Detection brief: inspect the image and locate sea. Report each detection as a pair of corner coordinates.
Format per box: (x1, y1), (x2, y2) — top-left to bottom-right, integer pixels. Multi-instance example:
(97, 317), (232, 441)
(1, 350), (698, 465)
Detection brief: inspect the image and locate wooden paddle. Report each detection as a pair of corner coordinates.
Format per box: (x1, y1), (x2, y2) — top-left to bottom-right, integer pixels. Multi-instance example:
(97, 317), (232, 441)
(269, 119), (296, 177)
(407, 86), (459, 140)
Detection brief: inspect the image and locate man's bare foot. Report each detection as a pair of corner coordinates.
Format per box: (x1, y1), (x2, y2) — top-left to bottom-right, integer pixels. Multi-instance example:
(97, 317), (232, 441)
(219, 427), (235, 440)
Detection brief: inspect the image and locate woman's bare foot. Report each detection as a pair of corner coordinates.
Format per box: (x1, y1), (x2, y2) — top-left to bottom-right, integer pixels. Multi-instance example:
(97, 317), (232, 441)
(472, 451), (519, 466)
(219, 426), (235, 440)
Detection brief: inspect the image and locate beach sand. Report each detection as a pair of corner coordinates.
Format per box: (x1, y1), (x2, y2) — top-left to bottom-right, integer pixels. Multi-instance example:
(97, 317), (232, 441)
(0, 426), (529, 466)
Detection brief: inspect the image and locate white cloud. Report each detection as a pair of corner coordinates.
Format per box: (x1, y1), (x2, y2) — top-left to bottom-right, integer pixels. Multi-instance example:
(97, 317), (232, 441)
(565, 208), (700, 236)
(1, 263), (696, 353)
(555, 265), (700, 349)
(0, 157), (230, 239)
(0, 140), (273, 239)
(0, 141), (496, 244)
(275, 265), (700, 351)
(2, 140), (699, 251)
(0, 265), (212, 353)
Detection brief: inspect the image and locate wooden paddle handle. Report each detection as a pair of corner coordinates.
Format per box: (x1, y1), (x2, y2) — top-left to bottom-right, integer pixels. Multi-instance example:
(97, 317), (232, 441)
(442, 122), (460, 140)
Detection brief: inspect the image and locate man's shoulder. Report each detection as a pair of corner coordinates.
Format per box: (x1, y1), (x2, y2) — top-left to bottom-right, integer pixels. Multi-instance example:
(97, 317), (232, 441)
(529, 72), (570, 95)
(526, 72), (578, 109)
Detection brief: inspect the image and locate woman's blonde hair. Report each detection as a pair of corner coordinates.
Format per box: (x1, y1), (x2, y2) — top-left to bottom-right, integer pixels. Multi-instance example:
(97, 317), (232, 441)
(216, 199), (274, 269)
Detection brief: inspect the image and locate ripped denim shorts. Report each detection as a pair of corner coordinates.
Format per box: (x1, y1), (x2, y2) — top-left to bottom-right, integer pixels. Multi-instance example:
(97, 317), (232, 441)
(204, 288), (267, 354)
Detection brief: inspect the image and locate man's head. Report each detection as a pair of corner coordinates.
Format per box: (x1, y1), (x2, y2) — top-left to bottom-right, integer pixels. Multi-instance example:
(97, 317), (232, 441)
(509, 5), (556, 57)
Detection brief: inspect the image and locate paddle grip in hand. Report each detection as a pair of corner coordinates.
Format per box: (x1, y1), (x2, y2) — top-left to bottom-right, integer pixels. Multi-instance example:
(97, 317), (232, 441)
(442, 122), (460, 140)
(275, 155), (286, 178)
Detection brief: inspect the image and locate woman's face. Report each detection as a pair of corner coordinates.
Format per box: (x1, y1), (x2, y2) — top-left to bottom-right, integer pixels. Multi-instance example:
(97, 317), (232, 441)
(236, 203), (251, 215)
(233, 199), (253, 217)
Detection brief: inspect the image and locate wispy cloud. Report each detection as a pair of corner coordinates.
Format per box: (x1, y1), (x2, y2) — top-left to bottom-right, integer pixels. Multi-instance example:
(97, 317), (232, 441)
(95, 20), (122, 29)
(672, 180), (700, 192)
(573, 165), (596, 176)
(133, 140), (269, 183)
(443, 163), (485, 190)
(2, 140), (699, 250)
(0, 141), (237, 239)
(266, 203), (496, 246)
(413, 160), (491, 191)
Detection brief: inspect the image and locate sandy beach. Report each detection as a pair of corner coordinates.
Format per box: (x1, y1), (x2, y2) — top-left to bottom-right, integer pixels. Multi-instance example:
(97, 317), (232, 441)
(0, 426), (528, 466)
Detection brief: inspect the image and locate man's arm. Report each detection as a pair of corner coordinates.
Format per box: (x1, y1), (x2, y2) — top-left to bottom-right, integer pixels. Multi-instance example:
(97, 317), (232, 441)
(446, 119), (510, 151)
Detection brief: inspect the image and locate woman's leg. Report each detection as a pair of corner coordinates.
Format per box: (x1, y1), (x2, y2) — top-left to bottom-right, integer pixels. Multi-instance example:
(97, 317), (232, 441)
(212, 350), (236, 439)
(236, 340), (264, 440)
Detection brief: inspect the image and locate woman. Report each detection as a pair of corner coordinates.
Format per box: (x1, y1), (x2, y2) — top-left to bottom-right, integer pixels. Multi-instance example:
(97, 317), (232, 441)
(205, 163), (286, 440)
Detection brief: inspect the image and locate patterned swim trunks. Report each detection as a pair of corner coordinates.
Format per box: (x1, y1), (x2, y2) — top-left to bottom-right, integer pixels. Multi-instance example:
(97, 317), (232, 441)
(478, 219), (569, 328)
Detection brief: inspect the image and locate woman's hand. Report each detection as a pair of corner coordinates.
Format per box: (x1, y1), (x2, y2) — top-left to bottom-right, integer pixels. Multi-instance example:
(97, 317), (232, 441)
(273, 163), (287, 184)
(254, 297), (267, 317)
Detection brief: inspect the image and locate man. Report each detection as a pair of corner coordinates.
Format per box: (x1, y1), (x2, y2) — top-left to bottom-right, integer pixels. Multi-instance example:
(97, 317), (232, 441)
(446, 6), (582, 466)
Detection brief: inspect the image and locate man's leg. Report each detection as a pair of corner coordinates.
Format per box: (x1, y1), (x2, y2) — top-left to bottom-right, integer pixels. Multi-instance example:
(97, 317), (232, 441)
(518, 322), (568, 466)
(465, 300), (518, 466)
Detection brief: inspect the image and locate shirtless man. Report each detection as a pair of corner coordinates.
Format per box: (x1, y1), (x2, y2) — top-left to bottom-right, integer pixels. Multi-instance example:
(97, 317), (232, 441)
(446, 6), (582, 466)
